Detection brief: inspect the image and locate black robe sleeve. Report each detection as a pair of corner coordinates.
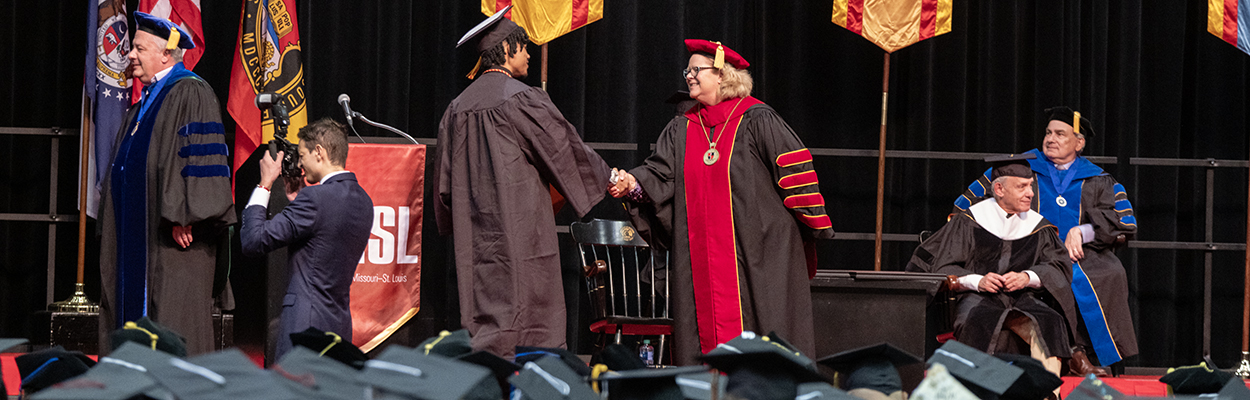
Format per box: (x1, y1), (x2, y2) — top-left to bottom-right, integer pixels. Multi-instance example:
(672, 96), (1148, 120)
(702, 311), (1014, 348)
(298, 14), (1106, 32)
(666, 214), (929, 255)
(156, 78), (235, 230)
(626, 116), (685, 249)
(511, 88), (611, 218)
(1081, 175), (1137, 250)
(741, 107), (834, 241)
(906, 213), (978, 276)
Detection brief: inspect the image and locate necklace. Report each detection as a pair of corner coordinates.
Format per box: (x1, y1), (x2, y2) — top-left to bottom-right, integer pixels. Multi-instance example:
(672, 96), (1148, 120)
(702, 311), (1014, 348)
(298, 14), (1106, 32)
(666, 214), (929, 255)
(483, 68), (512, 78)
(695, 98), (745, 165)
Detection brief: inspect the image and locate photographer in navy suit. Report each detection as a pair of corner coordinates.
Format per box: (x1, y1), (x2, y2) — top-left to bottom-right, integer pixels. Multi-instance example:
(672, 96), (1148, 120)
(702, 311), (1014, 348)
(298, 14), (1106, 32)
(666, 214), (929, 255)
(241, 118), (374, 359)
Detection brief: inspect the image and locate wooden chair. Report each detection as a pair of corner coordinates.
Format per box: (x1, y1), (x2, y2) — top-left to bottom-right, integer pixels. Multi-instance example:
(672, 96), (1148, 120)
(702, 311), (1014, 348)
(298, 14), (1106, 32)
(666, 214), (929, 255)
(570, 219), (672, 365)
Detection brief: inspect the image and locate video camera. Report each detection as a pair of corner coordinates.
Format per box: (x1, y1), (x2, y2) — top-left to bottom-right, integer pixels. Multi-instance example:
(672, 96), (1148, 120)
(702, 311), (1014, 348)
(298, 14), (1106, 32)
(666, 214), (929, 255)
(254, 93), (302, 177)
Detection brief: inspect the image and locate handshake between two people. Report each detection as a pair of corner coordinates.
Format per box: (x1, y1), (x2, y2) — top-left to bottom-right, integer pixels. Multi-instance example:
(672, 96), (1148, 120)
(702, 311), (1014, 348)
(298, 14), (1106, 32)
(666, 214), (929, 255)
(607, 168), (637, 198)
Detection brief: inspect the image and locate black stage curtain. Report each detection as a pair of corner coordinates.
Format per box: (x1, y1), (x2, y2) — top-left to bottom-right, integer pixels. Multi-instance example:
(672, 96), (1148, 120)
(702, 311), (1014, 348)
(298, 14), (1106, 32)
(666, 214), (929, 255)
(1, 0), (1247, 368)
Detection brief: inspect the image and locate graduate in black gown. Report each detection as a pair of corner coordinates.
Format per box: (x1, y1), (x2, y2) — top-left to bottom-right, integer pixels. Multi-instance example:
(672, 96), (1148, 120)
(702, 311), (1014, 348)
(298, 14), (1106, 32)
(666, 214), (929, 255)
(907, 154), (1081, 378)
(435, 7), (612, 358)
(611, 40), (834, 365)
(98, 12), (235, 356)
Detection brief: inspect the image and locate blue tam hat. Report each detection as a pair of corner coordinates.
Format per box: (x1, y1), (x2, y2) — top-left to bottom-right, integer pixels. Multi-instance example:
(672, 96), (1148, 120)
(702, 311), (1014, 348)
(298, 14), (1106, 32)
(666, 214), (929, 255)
(134, 11), (195, 50)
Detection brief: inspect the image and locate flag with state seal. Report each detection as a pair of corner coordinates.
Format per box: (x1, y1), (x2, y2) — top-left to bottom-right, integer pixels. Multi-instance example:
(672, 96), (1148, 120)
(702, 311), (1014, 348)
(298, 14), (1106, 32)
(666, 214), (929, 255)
(228, 0), (307, 189)
(81, 0), (132, 218)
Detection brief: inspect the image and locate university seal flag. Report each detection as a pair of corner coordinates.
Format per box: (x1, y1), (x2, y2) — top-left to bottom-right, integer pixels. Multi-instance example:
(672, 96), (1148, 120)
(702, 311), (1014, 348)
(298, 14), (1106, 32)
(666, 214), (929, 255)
(228, 0), (307, 186)
(831, 0), (953, 53)
(1208, 0), (1250, 55)
(481, 0), (604, 45)
(83, 0), (132, 218)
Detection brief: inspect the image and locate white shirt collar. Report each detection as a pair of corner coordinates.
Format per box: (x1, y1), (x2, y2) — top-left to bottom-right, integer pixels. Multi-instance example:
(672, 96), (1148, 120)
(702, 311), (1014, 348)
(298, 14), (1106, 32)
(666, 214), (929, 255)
(1055, 159), (1075, 171)
(151, 65), (176, 83)
(968, 198), (1043, 240)
(318, 170), (351, 184)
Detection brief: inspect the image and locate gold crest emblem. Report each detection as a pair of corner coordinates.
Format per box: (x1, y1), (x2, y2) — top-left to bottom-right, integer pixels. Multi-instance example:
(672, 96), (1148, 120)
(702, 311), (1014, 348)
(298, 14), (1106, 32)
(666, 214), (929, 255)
(619, 226), (636, 242)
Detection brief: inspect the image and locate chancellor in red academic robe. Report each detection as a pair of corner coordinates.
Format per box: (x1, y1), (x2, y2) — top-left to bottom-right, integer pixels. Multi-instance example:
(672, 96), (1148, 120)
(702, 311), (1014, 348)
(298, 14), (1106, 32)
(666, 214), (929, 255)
(615, 40), (834, 365)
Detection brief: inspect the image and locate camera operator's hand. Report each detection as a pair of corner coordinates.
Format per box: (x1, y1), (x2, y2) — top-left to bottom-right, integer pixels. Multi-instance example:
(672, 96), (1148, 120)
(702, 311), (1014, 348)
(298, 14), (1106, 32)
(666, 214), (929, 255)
(259, 150), (283, 190)
(284, 175), (305, 202)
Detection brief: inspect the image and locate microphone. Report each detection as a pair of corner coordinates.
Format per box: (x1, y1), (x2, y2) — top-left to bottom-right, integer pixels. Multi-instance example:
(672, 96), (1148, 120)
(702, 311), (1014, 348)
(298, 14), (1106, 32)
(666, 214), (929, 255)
(338, 94), (356, 129)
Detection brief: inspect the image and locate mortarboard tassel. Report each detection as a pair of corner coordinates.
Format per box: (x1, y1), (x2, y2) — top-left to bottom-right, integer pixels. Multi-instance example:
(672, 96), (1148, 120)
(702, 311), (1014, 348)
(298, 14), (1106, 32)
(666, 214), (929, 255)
(713, 41), (725, 69)
(319, 331), (342, 356)
(1073, 111), (1081, 134)
(124, 321), (160, 350)
(466, 56), (484, 79)
(166, 28), (180, 50)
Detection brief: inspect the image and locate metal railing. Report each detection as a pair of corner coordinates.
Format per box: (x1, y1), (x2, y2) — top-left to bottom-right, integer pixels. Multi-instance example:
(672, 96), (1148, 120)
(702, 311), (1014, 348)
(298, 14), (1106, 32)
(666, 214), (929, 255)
(0, 127), (80, 305)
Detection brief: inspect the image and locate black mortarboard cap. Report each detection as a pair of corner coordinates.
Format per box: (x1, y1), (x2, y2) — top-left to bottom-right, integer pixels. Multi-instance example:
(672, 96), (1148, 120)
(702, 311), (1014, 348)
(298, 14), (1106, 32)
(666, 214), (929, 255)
(794, 381), (861, 400)
(592, 344), (648, 371)
(418, 330), (474, 358)
(456, 5), (522, 53)
(909, 363), (980, 400)
(509, 356), (598, 400)
(17, 346), (97, 394)
(1044, 106), (1095, 138)
(698, 331), (824, 383)
(1062, 376), (1128, 400)
(593, 365), (708, 400)
(817, 342), (921, 394)
(1216, 376), (1250, 398)
(673, 370), (726, 400)
(986, 153), (1037, 181)
(358, 346), (499, 400)
(100, 342), (180, 399)
(926, 340), (1024, 397)
(134, 11), (195, 50)
(109, 316), (188, 357)
(516, 346), (592, 377)
(994, 353), (1063, 400)
(289, 327), (368, 369)
(274, 346), (367, 400)
(455, 350), (521, 396)
(27, 355), (160, 400)
(148, 348), (310, 400)
(1160, 362), (1236, 395)
(0, 338), (26, 352)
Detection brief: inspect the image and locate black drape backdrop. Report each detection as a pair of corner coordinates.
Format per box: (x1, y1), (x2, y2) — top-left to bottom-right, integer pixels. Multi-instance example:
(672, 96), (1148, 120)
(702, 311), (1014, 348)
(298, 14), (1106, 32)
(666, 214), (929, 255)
(1, 0), (1247, 368)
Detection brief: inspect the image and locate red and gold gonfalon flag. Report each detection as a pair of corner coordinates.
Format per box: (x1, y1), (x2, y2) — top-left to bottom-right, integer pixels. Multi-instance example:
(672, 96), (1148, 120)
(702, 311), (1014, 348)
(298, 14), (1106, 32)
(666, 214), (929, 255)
(832, 0), (952, 53)
(1208, 0), (1250, 55)
(227, 0), (307, 188)
(482, 0), (604, 45)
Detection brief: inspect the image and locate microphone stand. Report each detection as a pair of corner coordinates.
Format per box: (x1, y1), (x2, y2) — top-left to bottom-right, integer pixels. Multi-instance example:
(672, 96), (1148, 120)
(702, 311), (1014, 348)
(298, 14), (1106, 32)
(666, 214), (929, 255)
(351, 112), (419, 145)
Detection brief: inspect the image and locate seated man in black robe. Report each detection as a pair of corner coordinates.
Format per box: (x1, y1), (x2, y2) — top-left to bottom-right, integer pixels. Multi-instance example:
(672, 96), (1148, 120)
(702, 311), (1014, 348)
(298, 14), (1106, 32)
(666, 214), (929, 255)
(907, 154), (1081, 378)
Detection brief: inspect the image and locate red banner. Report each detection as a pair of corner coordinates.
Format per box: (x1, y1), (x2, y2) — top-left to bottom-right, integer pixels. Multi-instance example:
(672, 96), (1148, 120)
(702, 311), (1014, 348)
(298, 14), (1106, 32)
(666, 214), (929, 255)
(345, 143), (425, 352)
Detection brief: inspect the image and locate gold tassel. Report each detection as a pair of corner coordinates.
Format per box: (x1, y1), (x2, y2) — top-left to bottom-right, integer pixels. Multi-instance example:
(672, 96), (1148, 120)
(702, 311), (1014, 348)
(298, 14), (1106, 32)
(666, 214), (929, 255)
(124, 321), (159, 350)
(1073, 111), (1081, 134)
(466, 56), (484, 79)
(590, 364), (610, 393)
(166, 29), (180, 50)
(319, 331), (342, 356)
(713, 41), (725, 69)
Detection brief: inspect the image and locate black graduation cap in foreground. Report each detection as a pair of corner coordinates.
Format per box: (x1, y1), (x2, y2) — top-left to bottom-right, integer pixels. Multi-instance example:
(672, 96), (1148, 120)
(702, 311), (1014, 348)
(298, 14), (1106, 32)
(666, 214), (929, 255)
(358, 346), (499, 400)
(699, 331), (824, 400)
(592, 365), (708, 400)
(671, 369), (727, 400)
(817, 342), (921, 396)
(986, 153), (1037, 181)
(994, 353), (1063, 400)
(418, 330), (473, 358)
(592, 343), (648, 371)
(109, 316), (188, 357)
(1160, 361), (1236, 395)
(16, 346), (97, 395)
(926, 340), (1024, 399)
(509, 355), (598, 400)
(793, 381), (862, 400)
(289, 327), (368, 369)
(1216, 376), (1250, 398)
(1060, 376), (1128, 400)
(149, 348), (312, 400)
(516, 346), (592, 377)
(274, 346), (367, 400)
(456, 350), (521, 396)
(27, 354), (160, 400)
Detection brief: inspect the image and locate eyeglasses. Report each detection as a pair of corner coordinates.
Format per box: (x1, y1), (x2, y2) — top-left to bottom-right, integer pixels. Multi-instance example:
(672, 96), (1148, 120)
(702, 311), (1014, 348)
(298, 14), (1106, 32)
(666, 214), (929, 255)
(682, 65), (718, 78)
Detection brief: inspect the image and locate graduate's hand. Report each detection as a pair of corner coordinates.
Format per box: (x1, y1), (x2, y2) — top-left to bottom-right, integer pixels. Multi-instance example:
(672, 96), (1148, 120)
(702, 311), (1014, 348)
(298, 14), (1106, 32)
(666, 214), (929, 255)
(259, 151), (283, 190)
(1002, 271), (1030, 292)
(172, 225), (193, 248)
(284, 175), (305, 202)
(979, 272), (1005, 293)
(608, 168), (636, 198)
(1065, 226), (1086, 261)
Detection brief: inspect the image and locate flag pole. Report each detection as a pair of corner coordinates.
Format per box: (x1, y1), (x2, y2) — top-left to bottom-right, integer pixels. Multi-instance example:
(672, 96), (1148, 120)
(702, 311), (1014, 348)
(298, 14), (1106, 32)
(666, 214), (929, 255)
(873, 52), (890, 271)
(541, 43), (549, 91)
(51, 96), (99, 313)
(1238, 162), (1250, 378)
